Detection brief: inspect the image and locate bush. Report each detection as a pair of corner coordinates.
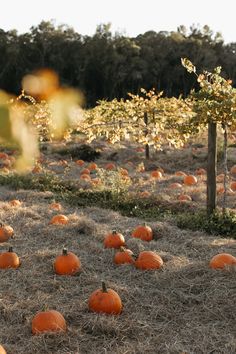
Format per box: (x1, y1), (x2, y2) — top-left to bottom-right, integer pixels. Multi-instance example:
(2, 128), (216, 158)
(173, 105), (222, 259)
(176, 209), (236, 238)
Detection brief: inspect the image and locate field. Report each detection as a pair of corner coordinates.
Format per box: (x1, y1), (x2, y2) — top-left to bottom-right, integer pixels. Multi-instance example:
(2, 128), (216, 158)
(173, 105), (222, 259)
(0, 138), (236, 354)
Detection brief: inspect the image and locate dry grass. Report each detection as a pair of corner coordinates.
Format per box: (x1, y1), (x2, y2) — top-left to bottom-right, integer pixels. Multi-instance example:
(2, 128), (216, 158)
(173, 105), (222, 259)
(0, 186), (235, 354)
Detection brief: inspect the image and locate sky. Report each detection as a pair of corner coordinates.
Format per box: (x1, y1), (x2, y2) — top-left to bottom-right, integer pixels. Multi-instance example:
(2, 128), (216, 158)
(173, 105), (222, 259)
(0, 0), (236, 43)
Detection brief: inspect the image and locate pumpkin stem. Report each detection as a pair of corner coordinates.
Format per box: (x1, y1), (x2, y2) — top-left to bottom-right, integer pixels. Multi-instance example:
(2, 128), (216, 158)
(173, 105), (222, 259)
(62, 248), (68, 256)
(8, 246), (13, 253)
(101, 281), (108, 293)
(112, 230), (117, 235)
(119, 246), (126, 252)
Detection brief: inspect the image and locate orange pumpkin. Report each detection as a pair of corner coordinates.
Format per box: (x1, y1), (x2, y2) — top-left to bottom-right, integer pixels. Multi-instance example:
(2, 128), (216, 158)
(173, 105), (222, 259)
(75, 159), (85, 166)
(104, 230), (125, 249)
(0, 345), (6, 354)
(54, 248), (81, 275)
(88, 281), (122, 315)
(150, 170), (162, 179)
(139, 190), (151, 198)
(230, 165), (236, 175)
(178, 194), (192, 201)
(49, 214), (69, 225)
(135, 251), (163, 270)
(88, 162), (97, 171)
(168, 182), (182, 189)
(81, 168), (90, 175)
(120, 168), (129, 177)
(80, 174), (91, 181)
(32, 310), (67, 334)
(0, 247), (20, 269)
(0, 152), (9, 160)
(184, 175), (198, 186)
(195, 168), (206, 175)
(113, 247), (134, 265)
(105, 163), (116, 170)
(209, 253), (236, 269)
(175, 171), (186, 177)
(131, 224), (153, 242)
(230, 181), (236, 191)
(0, 224), (14, 243)
(8, 199), (22, 207)
(49, 202), (62, 211)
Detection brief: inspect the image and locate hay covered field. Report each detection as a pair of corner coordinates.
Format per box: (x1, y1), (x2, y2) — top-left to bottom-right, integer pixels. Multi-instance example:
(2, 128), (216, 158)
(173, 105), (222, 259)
(0, 185), (235, 354)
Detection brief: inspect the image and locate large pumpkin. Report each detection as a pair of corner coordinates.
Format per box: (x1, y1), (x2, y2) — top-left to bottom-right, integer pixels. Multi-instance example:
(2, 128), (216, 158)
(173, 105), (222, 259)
(131, 224), (153, 242)
(184, 175), (198, 186)
(104, 230), (125, 249)
(54, 248), (81, 275)
(0, 247), (20, 269)
(32, 310), (67, 334)
(88, 281), (122, 315)
(209, 253), (236, 269)
(135, 251), (163, 270)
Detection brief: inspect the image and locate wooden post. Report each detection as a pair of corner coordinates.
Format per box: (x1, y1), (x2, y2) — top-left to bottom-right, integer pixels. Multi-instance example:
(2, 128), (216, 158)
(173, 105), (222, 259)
(207, 122), (217, 214)
(144, 111), (150, 159)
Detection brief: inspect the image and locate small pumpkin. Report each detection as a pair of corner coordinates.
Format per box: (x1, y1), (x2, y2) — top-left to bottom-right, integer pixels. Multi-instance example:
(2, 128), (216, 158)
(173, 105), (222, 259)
(178, 194), (192, 201)
(230, 181), (236, 191)
(175, 171), (186, 177)
(150, 170), (162, 179)
(113, 247), (134, 265)
(0, 345), (6, 354)
(230, 165), (236, 175)
(135, 251), (163, 270)
(75, 159), (85, 166)
(32, 310), (67, 334)
(104, 230), (125, 249)
(49, 214), (69, 225)
(168, 182), (182, 189)
(49, 202), (62, 211)
(105, 162), (116, 170)
(209, 253), (236, 269)
(88, 162), (97, 171)
(88, 281), (122, 315)
(54, 248), (81, 275)
(183, 175), (198, 186)
(131, 224), (153, 242)
(0, 247), (20, 269)
(81, 168), (90, 175)
(8, 199), (22, 207)
(0, 224), (14, 243)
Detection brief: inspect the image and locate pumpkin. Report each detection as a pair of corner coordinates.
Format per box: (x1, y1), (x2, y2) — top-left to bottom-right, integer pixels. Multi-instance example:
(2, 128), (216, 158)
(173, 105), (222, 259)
(195, 168), (206, 175)
(32, 310), (67, 334)
(81, 168), (90, 175)
(183, 175), (198, 186)
(49, 202), (62, 211)
(0, 152), (9, 160)
(175, 171), (186, 177)
(135, 251), (163, 270)
(139, 190), (151, 198)
(168, 182), (182, 189)
(178, 194), (192, 201)
(0, 224), (14, 243)
(49, 214), (69, 225)
(88, 162), (97, 171)
(150, 170), (162, 179)
(209, 253), (236, 269)
(54, 248), (81, 275)
(105, 163), (116, 170)
(80, 174), (91, 181)
(0, 247), (20, 269)
(75, 159), (85, 166)
(8, 199), (22, 207)
(0, 345), (6, 354)
(131, 224), (153, 242)
(113, 247), (134, 265)
(120, 168), (129, 177)
(230, 181), (236, 191)
(230, 165), (236, 175)
(104, 230), (125, 249)
(88, 281), (122, 315)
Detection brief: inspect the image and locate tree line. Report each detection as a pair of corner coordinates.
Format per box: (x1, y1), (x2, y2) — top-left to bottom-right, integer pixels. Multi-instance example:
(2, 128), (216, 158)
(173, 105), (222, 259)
(0, 21), (236, 107)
